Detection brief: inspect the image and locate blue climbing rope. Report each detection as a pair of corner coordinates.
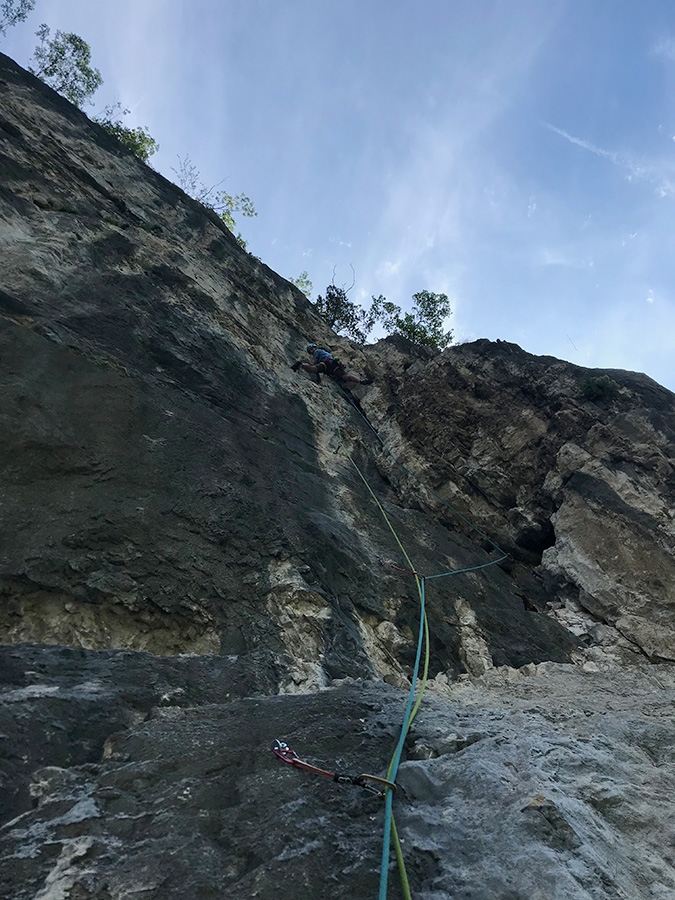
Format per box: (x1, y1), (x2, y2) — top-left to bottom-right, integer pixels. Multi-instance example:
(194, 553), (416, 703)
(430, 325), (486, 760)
(379, 575), (426, 900)
(335, 387), (510, 898)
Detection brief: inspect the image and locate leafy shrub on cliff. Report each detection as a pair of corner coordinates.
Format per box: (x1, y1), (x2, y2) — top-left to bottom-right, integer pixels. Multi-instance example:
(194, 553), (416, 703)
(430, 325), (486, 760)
(313, 284), (371, 343)
(172, 155), (257, 249)
(22, 24), (158, 162)
(96, 106), (159, 163)
(311, 283), (454, 349)
(579, 375), (619, 402)
(28, 24), (102, 107)
(291, 271), (313, 298)
(0, 0), (34, 37)
(368, 290), (453, 349)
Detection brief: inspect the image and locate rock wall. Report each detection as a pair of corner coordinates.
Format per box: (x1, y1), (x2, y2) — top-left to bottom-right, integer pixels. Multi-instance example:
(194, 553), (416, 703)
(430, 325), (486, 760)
(0, 52), (582, 685)
(1, 52), (675, 899)
(2, 646), (674, 900)
(362, 337), (675, 661)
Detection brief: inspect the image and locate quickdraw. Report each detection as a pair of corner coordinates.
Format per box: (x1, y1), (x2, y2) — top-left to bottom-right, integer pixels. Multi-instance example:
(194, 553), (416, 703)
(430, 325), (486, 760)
(271, 739), (396, 798)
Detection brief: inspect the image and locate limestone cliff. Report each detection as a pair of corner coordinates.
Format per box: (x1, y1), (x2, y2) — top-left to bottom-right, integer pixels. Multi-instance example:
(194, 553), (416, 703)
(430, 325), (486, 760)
(1, 53), (674, 900)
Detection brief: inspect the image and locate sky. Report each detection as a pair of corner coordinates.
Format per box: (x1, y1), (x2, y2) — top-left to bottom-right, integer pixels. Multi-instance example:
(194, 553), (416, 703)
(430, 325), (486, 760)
(2, 0), (675, 392)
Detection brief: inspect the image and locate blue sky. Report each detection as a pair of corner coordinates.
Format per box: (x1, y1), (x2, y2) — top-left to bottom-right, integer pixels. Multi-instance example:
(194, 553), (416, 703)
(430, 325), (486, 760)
(3, 1), (675, 391)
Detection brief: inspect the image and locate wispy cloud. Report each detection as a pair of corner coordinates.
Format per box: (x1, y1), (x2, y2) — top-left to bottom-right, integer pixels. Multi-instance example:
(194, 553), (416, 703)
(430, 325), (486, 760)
(544, 122), (675, 198)
(652, 36), (675, 62)
(545, 123), (619, 165)
(377, 260), (402, 277)
(538, 248), (593, 269)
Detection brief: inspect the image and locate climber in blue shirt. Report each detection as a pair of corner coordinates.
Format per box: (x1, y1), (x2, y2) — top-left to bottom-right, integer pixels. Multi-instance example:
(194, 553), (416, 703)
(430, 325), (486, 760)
(292, 343), (373, 386)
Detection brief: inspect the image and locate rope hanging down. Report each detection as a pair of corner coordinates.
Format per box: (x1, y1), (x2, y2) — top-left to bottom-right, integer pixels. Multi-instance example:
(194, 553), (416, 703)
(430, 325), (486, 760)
(340, 388), (510, 898)
(337, 383), (509, 561)
(379, 576), (427, 900)
(271, 381), (509, 899)
(348, 454), (431, 900)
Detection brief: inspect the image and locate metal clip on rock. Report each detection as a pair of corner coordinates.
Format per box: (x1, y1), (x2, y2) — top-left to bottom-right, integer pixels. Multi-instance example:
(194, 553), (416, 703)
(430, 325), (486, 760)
(272, 739), (395, 798)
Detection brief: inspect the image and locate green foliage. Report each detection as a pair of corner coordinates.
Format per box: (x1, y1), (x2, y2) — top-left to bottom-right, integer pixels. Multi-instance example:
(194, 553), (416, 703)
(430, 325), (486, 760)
(310, 281), (454, 348)
(579, 375), (619, 402)
(29, 23), (102, 107)
(313, 284), (371, 343)
(291, 271), (313, 298)
(0, 0), (35, 36)
(172, 155), (257, 249)
(216, 192), (257, 246)
(95, 105), (158, 163)
(99, 120), (158, 163)
(368, 290), (453, 349)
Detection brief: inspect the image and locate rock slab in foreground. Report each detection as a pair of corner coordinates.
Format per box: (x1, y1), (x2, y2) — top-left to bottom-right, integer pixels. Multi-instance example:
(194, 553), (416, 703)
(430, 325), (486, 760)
(2, 646), (675, 900)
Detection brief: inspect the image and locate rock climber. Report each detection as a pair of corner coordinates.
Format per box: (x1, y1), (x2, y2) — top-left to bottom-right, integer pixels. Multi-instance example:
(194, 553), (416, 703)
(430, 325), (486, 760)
(291, 343), (372, 386)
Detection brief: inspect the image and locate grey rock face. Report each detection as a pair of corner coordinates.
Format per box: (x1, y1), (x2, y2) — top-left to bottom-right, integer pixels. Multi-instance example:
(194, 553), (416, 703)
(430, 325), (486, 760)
(2, 52), (675, 900)
(363, 337), (675, 661)
(0, 649), (398, 899)
(0, 52), (580, 684)
(2, 648), (674, 900)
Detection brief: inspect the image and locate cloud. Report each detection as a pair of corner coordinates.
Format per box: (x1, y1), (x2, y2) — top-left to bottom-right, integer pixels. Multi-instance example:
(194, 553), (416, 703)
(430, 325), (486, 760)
(652, 36), (675, 62)
(545, 123), (619, 165)
(378, 260), (402, 277)
(544, 122), (675, 198)
(538, 248), (593, 269)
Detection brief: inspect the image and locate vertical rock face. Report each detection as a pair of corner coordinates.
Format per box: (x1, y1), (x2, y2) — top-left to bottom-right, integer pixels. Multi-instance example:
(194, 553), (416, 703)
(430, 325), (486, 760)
(0, 52), (583, 683)
(1, 52), (675, 899)
(363, 337), (675, 661)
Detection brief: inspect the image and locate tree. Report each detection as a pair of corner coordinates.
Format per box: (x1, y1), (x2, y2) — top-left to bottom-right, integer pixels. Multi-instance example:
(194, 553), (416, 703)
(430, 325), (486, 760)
(0, 0), (34, 37)
(291, 271), (313, 298)
(95, 104), (158, 163)
(217, 191), (257, 242)
(369, 290), (453, 349)
(172, 155), (257, 249)
(579, 375), (619, 403)
(28, 23), (102, 107)
(313, 283), (372, 343)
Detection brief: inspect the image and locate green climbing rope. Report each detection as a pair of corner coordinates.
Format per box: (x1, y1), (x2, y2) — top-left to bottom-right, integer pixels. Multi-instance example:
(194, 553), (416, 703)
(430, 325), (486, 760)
(328, 387), (508, 898)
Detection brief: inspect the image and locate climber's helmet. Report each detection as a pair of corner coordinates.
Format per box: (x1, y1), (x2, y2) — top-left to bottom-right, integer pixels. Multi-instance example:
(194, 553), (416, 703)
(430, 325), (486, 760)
(306, 343), (317, 354)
